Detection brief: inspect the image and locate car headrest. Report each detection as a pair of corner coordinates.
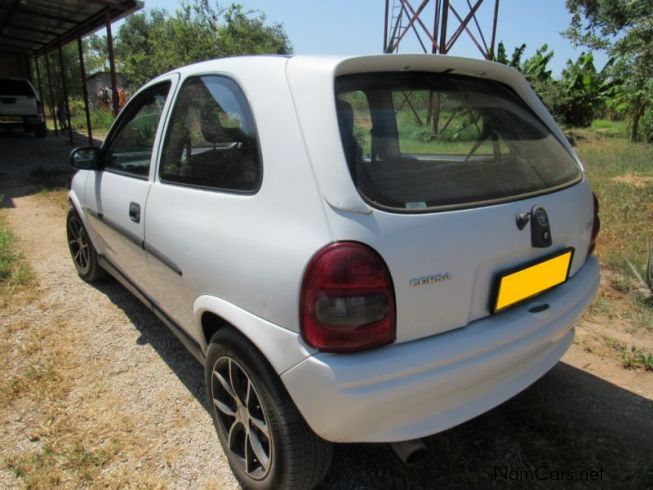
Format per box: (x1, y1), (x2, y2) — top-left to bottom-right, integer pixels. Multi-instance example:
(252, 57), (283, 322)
(336, 99), (355, 134)
(200, 104), (225, 144)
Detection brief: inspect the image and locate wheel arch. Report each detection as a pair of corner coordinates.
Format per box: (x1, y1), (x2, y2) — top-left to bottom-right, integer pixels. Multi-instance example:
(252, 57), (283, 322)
(194, 294), (314, 375)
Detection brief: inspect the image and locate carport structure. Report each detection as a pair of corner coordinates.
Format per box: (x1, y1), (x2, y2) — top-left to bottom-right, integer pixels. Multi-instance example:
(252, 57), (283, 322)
(0, 0), (142, 145)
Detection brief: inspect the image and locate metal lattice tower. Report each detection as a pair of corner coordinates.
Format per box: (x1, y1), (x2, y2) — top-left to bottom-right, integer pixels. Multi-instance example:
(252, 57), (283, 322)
(384, 0), (500, 59)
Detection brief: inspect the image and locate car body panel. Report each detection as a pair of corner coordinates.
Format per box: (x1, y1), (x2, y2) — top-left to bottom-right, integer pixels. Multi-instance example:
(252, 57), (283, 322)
(286, 55), (592, 341)
(81, 74), (180, 298)
(282, 256), (599, 442)
(144, 58), (331, 335)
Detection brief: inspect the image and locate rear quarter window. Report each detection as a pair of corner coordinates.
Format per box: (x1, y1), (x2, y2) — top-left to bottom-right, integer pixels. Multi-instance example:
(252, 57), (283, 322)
(0, 79), (35, 97)
(335, 72), (581, 212)
(159, 75), (261, 193)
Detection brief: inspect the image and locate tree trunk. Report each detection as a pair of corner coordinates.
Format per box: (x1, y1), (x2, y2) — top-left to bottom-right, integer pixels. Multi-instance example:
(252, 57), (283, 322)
(631, 96), (642, 143)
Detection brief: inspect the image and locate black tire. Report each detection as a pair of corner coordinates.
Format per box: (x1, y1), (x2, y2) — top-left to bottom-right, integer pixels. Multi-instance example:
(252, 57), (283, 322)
(66, 208), (106, 282)
(205, 328), (333, 490)
(35, 124), (47, 138)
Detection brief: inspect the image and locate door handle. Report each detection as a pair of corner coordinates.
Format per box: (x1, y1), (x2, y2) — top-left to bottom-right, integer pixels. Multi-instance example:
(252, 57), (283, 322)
(129, 202), (141, 223)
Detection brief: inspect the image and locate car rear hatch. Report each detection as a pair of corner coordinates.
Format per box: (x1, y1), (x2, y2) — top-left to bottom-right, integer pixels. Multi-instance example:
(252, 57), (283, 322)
(288, 55), (595, 343)
(0, 78), (37, 117)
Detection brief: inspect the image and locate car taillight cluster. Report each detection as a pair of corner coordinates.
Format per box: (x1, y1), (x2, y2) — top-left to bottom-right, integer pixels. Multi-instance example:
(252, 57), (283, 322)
(300, 242), (396, 353)
(588, 192), (600, 255)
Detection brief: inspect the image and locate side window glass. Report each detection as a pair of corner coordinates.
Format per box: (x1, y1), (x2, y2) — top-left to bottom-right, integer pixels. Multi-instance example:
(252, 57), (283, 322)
(104, 82), (170, 177)
(159, 76), (260, 191)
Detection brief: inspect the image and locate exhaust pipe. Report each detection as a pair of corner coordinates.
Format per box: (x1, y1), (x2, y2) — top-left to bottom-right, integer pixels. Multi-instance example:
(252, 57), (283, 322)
(391, 439), (428, 464)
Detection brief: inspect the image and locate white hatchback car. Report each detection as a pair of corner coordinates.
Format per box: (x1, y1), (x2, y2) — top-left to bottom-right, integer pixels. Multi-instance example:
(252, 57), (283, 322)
(67, 54), (600, 489)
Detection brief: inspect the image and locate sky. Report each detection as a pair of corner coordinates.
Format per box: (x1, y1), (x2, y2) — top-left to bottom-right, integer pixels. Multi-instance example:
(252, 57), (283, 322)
(121, 0), (608, 77)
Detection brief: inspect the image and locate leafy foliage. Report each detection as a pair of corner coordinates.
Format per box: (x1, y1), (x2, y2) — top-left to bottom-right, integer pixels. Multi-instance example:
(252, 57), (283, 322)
(495, 43), (609, 128)
(115, 1), (292, 88)
(564, 0), (653, 141)
(556, 52), (611, 127)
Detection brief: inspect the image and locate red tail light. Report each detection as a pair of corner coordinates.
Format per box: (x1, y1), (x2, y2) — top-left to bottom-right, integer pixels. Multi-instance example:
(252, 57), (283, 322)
(300, 242), (396, 353)
(588, 192), (600, 255)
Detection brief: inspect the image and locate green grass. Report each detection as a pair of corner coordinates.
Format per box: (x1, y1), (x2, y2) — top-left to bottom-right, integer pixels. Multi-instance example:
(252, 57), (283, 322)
(589, 119), (629, 139)
(574, 132), (653, 269)
(604, 338), (653, 371)
(0, 218), (33, 302)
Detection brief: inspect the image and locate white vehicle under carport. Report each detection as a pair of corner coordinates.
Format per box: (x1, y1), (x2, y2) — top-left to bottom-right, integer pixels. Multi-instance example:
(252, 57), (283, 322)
(66, 54), (600, 490)
(0, 78), (47, 137)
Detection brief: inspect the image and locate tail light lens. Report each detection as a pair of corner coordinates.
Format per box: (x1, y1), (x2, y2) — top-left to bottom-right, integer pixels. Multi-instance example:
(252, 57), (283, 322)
(300, 242), (396, 353)
(588, 192), (600, 255)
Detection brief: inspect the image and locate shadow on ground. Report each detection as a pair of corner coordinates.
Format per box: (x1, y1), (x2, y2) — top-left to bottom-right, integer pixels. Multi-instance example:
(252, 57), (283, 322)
(90, 275), (653, 489)
(0, 129), (100, 208)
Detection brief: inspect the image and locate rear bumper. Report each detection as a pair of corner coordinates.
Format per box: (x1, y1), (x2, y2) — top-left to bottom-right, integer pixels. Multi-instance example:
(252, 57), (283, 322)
(281, 256), (600, 443)
(0, 115), (43, 129)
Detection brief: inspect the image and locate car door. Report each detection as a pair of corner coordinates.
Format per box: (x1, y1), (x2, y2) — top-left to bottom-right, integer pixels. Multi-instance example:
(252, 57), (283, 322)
(144, 74), (263, 332)
(84, 78), (176, 296)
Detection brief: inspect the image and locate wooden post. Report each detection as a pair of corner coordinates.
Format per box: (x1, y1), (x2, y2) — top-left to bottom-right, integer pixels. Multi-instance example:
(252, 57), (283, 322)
(78, 37), (94, 146)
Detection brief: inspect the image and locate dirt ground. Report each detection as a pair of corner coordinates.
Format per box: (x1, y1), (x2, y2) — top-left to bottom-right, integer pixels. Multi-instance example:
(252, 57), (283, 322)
(1, 132), (652, 488)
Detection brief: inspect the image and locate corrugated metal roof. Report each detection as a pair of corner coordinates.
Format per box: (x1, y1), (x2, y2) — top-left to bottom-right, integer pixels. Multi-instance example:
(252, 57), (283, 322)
(0, 0), (142, 54)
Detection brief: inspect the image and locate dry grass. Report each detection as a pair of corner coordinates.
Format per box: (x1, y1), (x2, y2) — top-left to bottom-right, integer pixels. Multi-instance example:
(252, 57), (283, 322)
(34, 187), (69, 211)
(0, 291), (166, 488)
(0, 217), (166, 488)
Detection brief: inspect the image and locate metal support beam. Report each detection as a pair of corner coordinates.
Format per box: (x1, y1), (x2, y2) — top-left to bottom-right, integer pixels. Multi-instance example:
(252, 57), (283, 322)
(384, 0), (499, 59)
(5, 23), (61, 37)
(384, 0), (390, 52)
(58, 44), (74, 144)
(1, 33), (47, 46)
(446, 1), (486, 56)
(9, 7), (77, 25)
(78, 37), (94, 146)
(439, 0), (449, 54)
(33, 56), (47, 123)
(44, 51), (58, 136)
(489, 0), (499, 59)
(105, 10), (119, 117)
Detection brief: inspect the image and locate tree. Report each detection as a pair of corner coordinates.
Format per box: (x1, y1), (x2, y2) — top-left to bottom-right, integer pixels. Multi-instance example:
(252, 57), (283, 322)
(495, 43), (610, 128)
(115, 1), (292, 88)
(115, 9), (168, 87)
(495, 41), (526, 69)
(83, 34), (111, 75)
(564, 0), (653, 141)
(556, 52), (610, 127)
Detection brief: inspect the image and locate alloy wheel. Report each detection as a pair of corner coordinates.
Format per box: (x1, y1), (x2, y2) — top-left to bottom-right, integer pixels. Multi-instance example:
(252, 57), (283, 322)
(211, 356), (273, 480)
(68, 214), (90, 273)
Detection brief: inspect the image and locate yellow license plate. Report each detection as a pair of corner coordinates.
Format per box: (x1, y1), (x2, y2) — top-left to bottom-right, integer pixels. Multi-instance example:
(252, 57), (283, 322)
(492, 248), (574, 313)
(0, 116), (22, 122)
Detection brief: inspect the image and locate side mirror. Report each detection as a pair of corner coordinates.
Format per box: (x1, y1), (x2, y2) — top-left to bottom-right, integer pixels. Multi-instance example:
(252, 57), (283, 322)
(70, 146), (101, 170)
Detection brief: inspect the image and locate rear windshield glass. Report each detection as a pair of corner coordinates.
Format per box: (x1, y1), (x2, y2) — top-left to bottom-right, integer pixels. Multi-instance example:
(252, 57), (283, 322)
(335, 72), (581, 212)
(0, 79), (34, 97)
